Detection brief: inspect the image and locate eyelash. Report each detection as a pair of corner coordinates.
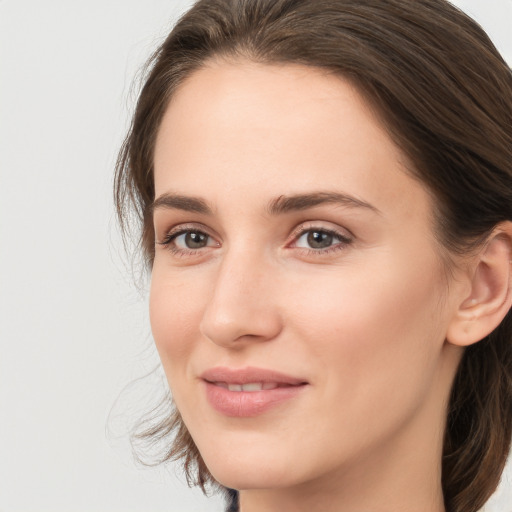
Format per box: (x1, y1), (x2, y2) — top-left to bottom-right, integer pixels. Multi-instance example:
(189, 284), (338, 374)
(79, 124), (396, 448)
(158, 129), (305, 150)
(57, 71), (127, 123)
(157, 224), (353, 258)
(289, 226), (353, 256)
(158, 225), (218, 258)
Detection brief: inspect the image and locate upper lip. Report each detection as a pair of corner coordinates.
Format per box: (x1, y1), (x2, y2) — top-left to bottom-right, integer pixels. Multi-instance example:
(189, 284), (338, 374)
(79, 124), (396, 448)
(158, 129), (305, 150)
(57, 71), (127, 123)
(200, 366), (308, 385)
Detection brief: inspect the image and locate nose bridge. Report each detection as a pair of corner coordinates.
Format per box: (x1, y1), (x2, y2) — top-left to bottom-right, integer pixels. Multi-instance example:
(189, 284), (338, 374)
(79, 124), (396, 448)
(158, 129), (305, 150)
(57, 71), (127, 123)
(199, 244), (282, 346)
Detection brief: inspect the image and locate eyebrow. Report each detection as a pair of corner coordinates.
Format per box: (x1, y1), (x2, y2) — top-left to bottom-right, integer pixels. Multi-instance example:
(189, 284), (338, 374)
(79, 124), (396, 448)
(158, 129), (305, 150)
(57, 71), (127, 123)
(151, 191), (380, 216)
(267, 191), (380, 216)
(151, 193), (213, 214)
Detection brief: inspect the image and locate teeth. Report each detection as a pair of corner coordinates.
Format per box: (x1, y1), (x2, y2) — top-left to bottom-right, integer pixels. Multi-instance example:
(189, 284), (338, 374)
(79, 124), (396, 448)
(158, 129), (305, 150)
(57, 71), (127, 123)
(221, 382), (280, 392)
(214, 382), (284, 392)
(241, 383), (263, 392)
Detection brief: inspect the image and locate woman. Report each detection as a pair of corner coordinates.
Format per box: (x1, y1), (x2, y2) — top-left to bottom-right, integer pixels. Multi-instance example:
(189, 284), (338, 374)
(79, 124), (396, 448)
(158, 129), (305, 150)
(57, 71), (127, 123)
(115, 0), (512, 511)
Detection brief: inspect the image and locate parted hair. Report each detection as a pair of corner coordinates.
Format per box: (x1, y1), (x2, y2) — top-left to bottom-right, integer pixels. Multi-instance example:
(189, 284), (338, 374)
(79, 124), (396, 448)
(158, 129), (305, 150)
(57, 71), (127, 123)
(114, 1), (512, 511)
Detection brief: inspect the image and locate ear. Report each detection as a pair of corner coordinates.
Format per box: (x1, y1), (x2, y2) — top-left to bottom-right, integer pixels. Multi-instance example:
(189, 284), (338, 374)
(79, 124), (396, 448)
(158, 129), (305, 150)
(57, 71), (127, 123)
(446, 222), (512, 347)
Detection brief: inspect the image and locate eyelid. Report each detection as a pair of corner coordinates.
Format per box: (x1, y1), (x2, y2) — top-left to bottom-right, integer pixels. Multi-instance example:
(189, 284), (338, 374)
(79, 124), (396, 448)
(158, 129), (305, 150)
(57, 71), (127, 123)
(158, 222), (217, 243)
(283, 223), (355, 259)
(287, 222), (354, 246)
(156, 221), (354, 259)
(156, 224), (221, 260)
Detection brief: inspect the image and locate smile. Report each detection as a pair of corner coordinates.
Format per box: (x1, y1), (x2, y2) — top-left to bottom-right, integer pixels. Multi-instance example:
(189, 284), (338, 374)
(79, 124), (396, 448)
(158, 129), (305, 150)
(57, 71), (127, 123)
(201, 367), (308, 417)
(211, 382), (292, 392)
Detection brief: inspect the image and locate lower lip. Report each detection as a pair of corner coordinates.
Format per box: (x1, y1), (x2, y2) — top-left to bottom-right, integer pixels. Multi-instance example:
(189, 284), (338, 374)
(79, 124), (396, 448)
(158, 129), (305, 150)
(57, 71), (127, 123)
(204, 381), (307, 417)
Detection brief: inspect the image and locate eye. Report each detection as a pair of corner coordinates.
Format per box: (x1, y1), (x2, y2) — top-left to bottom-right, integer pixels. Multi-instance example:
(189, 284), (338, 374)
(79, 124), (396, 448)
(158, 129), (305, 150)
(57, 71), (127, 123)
(158, 226), (219, 256)
(173, 230), (210, 249)
(296, 230), (336, 249)
(292, 227), (352, 252)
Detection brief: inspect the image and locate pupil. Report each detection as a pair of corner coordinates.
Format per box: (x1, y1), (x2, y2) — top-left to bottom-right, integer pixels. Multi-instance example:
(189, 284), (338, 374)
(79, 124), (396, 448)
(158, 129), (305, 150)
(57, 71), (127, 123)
(185, 232), (207, 248)
(307, 231), (333, 249)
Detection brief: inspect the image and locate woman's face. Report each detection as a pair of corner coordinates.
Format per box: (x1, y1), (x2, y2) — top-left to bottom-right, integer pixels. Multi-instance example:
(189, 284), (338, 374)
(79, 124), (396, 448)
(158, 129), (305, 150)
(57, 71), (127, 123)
(151, 61), (464, 493)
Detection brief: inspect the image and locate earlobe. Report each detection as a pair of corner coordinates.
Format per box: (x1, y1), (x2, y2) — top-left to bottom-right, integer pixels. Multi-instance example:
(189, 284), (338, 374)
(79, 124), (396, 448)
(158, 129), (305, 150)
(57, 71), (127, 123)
(446, 223), (512, 347)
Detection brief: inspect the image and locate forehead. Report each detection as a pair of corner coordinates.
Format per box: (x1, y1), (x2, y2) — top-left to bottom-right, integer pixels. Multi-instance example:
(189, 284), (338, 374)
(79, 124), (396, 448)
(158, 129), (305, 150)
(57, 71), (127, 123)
(153, 60), (430, 222)
(155, 60), (390, 165)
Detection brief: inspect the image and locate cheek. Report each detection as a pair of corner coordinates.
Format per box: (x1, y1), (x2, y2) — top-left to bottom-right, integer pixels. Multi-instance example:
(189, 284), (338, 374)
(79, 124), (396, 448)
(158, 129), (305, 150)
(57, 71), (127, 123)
(149, 268), (207, 376)
(287, 250), (447, 413)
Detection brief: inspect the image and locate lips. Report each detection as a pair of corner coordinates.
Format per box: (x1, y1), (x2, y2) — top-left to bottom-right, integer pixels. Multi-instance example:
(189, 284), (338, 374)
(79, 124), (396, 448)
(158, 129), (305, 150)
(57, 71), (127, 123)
(200, 366), (308, 417)
(214, 382), (284, 391)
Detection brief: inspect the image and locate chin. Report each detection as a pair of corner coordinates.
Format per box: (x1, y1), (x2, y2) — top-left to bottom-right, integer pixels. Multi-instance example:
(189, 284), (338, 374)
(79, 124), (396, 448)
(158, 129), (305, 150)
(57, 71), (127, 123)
(197, 436), (305, 490)
(208, 462), (296, 491)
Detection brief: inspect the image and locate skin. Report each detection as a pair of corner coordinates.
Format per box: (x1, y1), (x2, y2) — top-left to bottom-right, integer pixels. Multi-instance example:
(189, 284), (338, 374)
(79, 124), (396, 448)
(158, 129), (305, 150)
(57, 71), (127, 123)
(150, 60), (481, 512)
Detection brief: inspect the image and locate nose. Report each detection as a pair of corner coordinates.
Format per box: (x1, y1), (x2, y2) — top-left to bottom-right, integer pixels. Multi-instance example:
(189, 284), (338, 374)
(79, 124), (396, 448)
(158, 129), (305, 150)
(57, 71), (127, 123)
(199, 249), (283, 348)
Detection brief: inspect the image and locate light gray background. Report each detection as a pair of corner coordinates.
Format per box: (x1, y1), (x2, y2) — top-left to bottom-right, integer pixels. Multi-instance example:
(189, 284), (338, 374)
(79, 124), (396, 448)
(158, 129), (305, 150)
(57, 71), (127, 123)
(0, 1), (511, 511)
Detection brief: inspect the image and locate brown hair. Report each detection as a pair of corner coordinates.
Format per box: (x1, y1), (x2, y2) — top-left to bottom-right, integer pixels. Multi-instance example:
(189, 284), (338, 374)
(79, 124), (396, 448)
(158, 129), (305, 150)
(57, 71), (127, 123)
(115, 1), (512, 510)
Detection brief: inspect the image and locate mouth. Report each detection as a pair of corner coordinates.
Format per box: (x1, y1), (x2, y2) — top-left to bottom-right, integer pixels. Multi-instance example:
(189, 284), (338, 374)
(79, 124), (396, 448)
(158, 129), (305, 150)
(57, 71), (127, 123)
(208, 381), (298, 392)
(200, 365), (308, 386)
(200, 366), (309, 417)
